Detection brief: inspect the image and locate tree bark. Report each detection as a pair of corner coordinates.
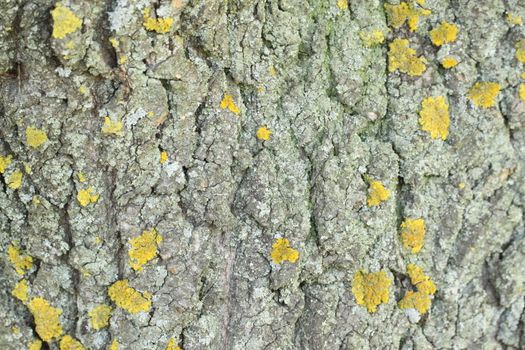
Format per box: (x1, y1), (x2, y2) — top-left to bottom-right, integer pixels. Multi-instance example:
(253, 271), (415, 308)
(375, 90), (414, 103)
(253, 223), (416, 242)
(1, 0), (525, 349)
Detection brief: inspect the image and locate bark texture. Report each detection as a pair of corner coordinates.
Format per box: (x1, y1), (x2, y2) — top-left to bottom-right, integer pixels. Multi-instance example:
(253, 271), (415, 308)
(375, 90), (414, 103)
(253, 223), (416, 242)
(1, 0), (525, 349)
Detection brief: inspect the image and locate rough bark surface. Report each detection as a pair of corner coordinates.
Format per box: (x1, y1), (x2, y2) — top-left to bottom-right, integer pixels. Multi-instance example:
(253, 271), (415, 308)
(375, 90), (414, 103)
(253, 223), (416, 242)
(1, 0), (525, 349)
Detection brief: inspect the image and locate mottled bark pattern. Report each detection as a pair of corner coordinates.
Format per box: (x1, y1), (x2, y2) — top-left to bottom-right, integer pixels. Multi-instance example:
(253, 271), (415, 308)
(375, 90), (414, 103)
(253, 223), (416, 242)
(1, 0), (525, 349)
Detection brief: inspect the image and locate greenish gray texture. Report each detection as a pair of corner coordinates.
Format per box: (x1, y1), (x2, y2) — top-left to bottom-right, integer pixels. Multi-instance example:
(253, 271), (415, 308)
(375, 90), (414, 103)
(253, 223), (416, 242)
(1, 0), (525, 349)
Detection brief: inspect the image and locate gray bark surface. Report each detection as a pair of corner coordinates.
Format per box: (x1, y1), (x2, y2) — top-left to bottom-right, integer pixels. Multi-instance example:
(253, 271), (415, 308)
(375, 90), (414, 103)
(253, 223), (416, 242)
(1, 0), (525, 349)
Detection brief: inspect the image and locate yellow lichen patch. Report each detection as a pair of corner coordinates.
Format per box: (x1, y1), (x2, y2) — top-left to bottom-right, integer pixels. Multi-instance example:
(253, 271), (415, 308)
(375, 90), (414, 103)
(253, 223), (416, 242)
(419, 96), (450, 140)
(406, 264), (437, 295)
(516, 39), (525, 63)
(384, 2), (431, 32)
(507, 13), (523, 26)
(108, 340), (118, 350)
(398, 290), (432, 314)
(7, 244), (33, 275)
(80, 268), (90, 278)
(77, 172), (86, 182)
(399, 264), (437, 314)
(24, 163), (32, 174)
(406, 264), (428, 284)
(416, 278), (438, 295)
(220, 94), (241, 115)
(256, 126), (272, 141)
(143, 9), (174, 34)
(268, 65), (277, 77)
(27, 297), (63, 342)
(88, 304), (112, 330)
(32, 196), (41, 205)
(108, 280), (152, 314)
(78, 85), (88, 95)
(400, 218), (426, 253)
(519, 84), (525, 101)
(7, 169), (23, 190)
(351, 270), (392, 313)
(388, 38), (426, 76)
(166, 338), (182, 350)
(12, 279), (29, 302)
(468, 82), (501, 108)
(441, 56), (459, 69)
(77, 187), (100, 207)
(429, 21), (458, 46)
(26, 126), (48, 149)
(270, 238), (300, 264)
(128, 228), (163, 271)
(109, 37), (119, 48)
(359, 29), (385, 47)
(337, 0), (348, 10)
(51, 3), (82, 39)
(28, 339), (43, 350)
(0, 155), (13, 173)
(367, 180), (390, 207)
(59, 335), (85, 350)
(160, 151), (168, 164)
(101, 116), (123, 135)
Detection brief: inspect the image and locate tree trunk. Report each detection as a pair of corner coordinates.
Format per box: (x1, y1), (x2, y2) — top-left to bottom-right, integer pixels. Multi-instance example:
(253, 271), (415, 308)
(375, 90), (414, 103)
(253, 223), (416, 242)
(1, 0), (524, 349)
